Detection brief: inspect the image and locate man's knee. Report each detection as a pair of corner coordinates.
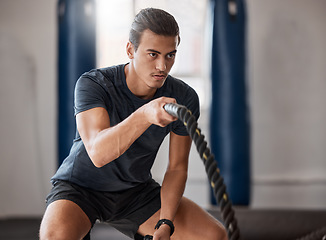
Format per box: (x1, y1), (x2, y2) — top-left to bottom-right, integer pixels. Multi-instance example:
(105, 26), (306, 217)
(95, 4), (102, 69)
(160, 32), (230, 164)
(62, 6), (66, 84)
(39, 217), (69, 240)
(210, 223), (228, 240)
(199, 221), (227, 240)
(39, 200), (91, 240)
(39, 226), (64, 240)
(39, 224), (90, 240)
(39, 219), (90, 240)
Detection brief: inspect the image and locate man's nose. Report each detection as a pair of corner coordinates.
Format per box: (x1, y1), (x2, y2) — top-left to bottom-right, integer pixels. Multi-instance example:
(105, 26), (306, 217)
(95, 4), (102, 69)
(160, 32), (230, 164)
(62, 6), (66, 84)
(155, 58), (167, 72)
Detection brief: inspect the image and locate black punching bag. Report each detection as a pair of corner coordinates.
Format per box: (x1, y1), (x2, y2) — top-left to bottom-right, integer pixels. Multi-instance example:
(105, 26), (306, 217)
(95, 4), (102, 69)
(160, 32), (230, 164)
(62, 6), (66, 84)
(210, 0), (250, 205)
(57, 0), (96, 166)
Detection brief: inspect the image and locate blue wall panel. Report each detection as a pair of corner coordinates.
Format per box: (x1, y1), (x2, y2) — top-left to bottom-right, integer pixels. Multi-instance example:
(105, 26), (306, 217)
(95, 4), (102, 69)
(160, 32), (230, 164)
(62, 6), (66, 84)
(57, 0), (96, 166)
(210, 0), (250, 205)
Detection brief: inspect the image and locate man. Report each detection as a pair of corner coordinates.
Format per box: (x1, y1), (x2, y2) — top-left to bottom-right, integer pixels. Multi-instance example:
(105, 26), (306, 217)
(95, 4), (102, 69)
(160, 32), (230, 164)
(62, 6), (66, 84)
(40, 8), (227, 240)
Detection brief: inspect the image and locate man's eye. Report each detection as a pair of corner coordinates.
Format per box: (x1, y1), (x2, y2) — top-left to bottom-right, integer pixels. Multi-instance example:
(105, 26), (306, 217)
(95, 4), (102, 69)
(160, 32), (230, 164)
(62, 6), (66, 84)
(167, 53), (175, 59)
(149, 53), (157, 57)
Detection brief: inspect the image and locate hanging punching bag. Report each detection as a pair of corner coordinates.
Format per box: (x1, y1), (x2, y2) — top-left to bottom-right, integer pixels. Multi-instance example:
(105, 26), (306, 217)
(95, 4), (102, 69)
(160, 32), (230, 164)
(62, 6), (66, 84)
(57, 0), (96, 166)
(210, 0), (250, 205)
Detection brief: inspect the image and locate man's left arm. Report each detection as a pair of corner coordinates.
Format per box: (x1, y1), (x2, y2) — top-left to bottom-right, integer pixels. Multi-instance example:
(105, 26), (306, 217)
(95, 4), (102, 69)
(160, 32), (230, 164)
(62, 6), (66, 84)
(154, 131), (192, 238)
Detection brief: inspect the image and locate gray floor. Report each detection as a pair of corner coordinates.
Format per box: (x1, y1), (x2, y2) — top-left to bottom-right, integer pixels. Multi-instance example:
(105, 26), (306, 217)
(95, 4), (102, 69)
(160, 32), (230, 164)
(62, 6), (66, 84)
(0, 218), (131, 240)
(91, 223), (131, 240)
(0, 208), (326, 240)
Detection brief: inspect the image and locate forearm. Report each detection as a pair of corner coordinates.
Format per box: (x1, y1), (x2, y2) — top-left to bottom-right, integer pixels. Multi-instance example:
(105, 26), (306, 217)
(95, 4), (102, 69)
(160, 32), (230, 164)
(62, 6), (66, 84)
(78, 97), (177, 168)
(89, 110), (151, 167)
(160, 169), (188, 221)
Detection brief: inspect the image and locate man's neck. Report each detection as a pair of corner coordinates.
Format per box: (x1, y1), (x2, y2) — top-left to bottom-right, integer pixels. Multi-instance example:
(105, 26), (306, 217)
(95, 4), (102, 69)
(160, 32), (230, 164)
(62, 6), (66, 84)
(124, 63), (156, 100)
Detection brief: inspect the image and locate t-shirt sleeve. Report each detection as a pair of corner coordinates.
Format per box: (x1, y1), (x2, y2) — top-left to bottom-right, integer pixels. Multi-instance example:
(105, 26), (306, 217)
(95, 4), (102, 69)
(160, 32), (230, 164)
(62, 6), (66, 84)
(171, 87), (200, 136)
(74, 75), (109, 116)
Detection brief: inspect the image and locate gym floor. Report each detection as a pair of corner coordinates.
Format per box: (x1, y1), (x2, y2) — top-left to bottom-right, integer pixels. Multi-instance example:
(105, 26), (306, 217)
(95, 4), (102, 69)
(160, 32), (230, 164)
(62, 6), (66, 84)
(0, 218), (129, 240)
(0, 208), (325, 240)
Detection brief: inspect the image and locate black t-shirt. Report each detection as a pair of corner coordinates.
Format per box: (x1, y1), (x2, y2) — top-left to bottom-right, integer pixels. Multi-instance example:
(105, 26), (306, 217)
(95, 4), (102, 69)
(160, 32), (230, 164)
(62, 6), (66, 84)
(52, 64), (199, 191)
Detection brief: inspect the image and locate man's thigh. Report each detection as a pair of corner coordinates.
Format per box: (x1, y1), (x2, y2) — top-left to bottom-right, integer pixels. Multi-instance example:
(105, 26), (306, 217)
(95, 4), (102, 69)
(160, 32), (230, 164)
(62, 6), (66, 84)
(137, 197), (227, 240)
(39, 200), (92, 240)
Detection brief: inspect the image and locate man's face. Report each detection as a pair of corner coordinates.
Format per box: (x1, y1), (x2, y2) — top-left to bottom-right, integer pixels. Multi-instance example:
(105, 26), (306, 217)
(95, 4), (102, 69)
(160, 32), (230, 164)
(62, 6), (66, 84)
(129, 29), (179, 90)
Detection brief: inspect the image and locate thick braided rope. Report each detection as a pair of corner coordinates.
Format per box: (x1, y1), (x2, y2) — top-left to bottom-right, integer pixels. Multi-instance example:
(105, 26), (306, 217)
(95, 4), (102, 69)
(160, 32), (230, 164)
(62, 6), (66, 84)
(164, 103), (326, 240)
(164, 103), (241, 240)
(296, 227), (326, 240)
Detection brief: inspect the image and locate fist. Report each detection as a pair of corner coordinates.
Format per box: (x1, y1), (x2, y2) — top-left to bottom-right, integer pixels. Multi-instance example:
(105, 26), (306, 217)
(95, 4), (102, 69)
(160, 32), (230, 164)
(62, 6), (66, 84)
(141, 97), (178, 127)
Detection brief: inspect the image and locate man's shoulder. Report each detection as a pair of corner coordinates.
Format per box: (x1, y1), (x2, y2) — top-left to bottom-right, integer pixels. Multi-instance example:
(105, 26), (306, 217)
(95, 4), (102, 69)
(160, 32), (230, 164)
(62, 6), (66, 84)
(79, 64), (125, 88)
(82, 64), (123, 80)
(166, 75), (188, 87)
(165, 75), (197, 97)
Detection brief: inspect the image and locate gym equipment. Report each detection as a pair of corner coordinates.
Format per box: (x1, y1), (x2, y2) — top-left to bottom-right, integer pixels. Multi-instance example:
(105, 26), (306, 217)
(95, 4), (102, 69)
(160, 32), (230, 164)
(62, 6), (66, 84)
(143, 235), (153, 240)
(210, 0), (250, 206)
(296, 227), (326, 240)
(57, 0), (96, 166)
(164, 103), (240, 240)
(140, 103), (326, 240)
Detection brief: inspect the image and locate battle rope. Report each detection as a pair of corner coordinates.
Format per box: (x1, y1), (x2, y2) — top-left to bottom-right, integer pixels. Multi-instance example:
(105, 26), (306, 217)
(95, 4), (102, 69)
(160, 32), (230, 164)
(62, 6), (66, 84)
(163, 103), (241, 240)
(296, 227), (326, 240)
(141, 103), (325, 240)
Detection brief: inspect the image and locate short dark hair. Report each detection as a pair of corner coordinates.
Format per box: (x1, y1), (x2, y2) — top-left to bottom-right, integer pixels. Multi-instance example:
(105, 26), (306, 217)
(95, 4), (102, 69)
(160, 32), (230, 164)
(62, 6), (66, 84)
(129, 8), (180, 51)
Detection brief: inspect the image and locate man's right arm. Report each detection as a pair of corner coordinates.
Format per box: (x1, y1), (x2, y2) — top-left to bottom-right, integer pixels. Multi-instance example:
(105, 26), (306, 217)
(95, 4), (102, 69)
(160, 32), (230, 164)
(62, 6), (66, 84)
(76, 97), (177, 168)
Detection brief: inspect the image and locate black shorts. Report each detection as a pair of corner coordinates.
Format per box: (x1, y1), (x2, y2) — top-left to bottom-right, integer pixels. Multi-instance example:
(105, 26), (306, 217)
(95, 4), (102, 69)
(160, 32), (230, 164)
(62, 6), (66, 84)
(45, 179), (161, 239)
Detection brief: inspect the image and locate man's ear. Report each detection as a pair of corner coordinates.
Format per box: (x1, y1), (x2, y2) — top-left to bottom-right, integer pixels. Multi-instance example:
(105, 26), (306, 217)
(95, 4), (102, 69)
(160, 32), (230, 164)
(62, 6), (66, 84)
(126, 41), (134, 59)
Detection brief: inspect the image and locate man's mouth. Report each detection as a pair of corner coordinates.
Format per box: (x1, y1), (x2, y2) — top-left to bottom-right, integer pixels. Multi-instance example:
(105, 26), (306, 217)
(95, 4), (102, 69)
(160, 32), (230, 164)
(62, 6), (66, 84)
(152, 74), (167, 81)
